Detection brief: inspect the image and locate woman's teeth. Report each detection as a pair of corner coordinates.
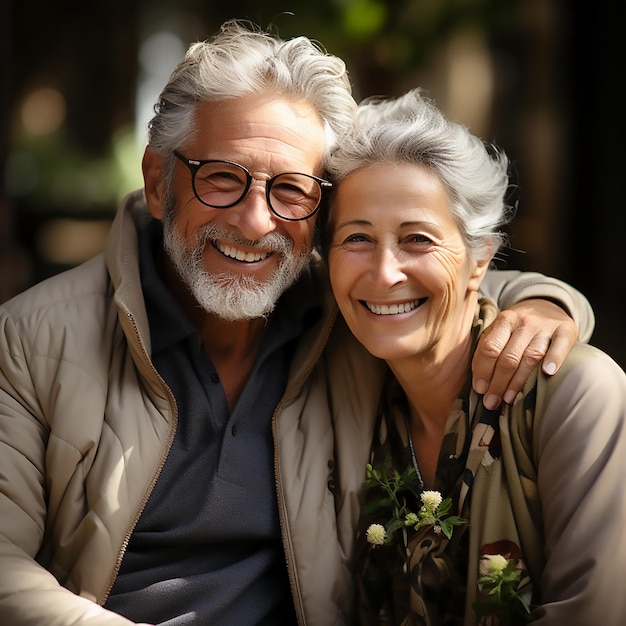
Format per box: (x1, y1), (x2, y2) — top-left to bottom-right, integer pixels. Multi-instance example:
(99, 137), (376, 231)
(364, 299), (423, 315)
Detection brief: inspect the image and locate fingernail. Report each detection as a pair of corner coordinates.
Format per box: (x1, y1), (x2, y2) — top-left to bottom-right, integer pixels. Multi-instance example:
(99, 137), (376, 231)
(503, 390), (518, 405)
(475, 379), (488, 394)
(484, 395), (500, 410)
(543, 362), (557, 375)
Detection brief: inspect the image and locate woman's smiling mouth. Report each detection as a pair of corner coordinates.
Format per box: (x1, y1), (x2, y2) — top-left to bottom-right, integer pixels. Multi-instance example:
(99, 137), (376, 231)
(362, 298), (426, 315)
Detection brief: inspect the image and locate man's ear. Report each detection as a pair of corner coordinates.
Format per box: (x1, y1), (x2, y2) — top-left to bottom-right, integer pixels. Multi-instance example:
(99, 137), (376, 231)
(142, 147), (166, 220)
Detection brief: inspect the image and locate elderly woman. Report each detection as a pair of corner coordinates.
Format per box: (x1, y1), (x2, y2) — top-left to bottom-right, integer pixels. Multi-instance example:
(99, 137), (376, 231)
(324, 89), (626, 625)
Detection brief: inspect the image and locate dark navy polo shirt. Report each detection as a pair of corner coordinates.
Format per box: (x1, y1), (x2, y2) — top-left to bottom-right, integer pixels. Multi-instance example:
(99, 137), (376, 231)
(104, 221), (321, 625)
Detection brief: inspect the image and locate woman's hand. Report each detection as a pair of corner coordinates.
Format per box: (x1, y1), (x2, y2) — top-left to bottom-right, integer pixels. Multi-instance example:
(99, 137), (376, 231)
(472, 299), (579, 409)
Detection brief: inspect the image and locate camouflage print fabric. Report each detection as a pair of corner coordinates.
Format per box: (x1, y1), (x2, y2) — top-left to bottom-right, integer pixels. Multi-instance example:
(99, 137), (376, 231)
(354, 306), (525, 626)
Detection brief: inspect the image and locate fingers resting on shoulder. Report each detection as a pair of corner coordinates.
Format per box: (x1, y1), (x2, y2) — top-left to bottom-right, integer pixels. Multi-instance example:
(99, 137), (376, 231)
(472, 299), (579, 410)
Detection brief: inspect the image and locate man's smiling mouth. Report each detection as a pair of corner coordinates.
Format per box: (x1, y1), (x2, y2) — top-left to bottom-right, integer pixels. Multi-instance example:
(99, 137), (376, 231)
(214, 241), (271, 263)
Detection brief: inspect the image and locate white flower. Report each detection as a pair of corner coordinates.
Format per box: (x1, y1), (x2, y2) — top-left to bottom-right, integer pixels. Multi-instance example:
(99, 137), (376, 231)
(420, 490), (443, 510)
(366, 523), (387, 546)
(404, 512), (419, 527)
(480, 553), (509, 576)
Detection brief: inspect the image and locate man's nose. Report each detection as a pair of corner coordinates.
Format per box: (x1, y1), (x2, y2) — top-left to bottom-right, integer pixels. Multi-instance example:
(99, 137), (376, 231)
(226, 181), (276, 239)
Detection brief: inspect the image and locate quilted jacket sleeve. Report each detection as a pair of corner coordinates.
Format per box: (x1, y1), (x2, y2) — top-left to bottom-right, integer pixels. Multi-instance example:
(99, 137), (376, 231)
(480, 269), (594, 342)
(534, 345), (626, 624)
(0, 307), (150, 625)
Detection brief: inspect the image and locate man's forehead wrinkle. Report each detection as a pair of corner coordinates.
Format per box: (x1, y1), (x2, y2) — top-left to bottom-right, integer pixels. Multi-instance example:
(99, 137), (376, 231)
(189, 94), (327, 178)
(207, 123), (324, 172)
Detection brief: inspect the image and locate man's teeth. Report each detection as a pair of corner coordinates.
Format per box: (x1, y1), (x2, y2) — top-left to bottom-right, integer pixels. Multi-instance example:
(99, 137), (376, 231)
(217, 243), (269, 263)
(365, 299), (422, 315)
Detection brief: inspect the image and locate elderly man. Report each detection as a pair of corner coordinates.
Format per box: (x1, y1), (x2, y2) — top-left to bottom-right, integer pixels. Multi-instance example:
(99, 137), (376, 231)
(0, 20), (592, 626)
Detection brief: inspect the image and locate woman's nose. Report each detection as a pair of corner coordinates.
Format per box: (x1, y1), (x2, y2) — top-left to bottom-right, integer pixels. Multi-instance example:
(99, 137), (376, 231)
(372, 246), (407, 287)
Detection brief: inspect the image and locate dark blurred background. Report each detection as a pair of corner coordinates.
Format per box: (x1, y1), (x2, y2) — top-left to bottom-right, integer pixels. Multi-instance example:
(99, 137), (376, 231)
(1, 0), (624, 369)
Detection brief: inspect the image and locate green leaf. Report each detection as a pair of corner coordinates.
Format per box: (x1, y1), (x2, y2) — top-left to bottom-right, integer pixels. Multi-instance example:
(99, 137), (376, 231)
(440, 520), (453, 539)
(437, 498), (452, 516)
(386, 519), (405, 535)
(361, 497), (392, 515)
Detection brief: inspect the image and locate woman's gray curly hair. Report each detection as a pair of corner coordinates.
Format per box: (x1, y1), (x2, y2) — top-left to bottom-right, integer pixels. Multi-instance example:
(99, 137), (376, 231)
(326, 88), (514, 262)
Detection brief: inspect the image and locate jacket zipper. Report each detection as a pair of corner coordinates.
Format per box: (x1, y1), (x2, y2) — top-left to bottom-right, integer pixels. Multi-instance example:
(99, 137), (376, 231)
(99, 285), (339, 621)
(272, 307), (338, 626)
(98, 309), (179, 605)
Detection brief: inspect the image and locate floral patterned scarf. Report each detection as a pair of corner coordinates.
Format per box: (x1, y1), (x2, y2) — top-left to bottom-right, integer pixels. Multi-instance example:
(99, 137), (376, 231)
(354, 311), (512, 626)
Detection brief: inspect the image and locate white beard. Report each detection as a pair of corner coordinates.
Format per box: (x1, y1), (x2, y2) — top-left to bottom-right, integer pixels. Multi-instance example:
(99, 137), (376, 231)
(162, 208), (311, 321)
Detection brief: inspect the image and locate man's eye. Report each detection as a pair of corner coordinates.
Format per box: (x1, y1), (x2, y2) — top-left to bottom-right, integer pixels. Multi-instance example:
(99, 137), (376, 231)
(208, 171), (244, 184)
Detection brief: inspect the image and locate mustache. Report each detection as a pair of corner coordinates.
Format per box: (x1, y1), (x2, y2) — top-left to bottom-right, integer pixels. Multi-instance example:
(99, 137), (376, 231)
(163, 191), (299, 256)
(196, 223), (297, 256)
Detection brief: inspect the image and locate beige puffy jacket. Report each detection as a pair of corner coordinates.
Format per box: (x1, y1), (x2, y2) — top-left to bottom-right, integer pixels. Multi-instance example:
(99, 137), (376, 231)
(0, 190), (594, 625)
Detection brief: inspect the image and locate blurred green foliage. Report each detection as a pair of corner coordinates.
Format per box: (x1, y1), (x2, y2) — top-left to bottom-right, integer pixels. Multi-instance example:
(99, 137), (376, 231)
(6, 0), (522, 216)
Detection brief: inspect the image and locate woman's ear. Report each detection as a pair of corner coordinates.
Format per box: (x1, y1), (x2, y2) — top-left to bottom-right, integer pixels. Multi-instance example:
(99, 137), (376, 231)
(142, 147), (166, 220)
(467, 245), (493, 292)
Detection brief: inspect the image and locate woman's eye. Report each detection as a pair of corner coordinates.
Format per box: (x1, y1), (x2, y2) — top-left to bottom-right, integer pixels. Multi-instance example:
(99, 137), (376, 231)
(408, 234), (432, 245)
(333, 232), (373, 250)
(345, 233), (368, 243)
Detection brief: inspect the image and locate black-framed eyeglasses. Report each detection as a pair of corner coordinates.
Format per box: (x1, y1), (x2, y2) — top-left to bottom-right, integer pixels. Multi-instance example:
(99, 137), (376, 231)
(173, 151), (332, 221)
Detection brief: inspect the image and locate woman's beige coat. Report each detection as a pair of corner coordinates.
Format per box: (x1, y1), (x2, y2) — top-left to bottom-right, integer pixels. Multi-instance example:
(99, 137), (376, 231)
(0, 190), (594, 625)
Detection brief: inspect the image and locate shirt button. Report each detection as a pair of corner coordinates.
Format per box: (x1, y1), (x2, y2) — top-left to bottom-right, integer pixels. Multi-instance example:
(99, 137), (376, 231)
(210, 372), (220, 384)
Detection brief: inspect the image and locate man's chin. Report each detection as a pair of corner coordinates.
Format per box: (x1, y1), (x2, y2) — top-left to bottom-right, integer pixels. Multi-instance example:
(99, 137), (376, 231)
(191, 276), (284, 321)
(164, 225), (310, 321)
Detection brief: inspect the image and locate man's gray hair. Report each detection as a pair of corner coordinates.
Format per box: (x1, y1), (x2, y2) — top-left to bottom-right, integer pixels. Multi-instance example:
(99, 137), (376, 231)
(147, 19), (356, 188)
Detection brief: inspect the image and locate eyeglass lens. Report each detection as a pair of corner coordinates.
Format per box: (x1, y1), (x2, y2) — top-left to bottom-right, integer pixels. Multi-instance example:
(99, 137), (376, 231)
(193, 161), (323, 220)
